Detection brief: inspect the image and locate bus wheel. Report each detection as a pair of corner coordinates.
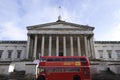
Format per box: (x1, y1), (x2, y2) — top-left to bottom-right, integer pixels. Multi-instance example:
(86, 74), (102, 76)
(37, 75), (45, 80)
(73, 75), (80, 80)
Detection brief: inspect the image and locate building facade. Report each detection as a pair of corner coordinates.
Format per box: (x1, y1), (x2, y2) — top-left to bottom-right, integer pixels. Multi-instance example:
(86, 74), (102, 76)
(26, 20), (95, 60)
(0, 20), (120, 61)
(94, 41), (120, 61)
(1, 41), (120, 61)
(0, 41), (27, 61)
(0, 20), (120, 75)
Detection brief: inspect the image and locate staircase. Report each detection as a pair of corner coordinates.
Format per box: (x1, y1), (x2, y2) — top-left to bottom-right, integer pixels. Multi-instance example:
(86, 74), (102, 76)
(92, 70), (120, 80)
(8, 71), (25, 80)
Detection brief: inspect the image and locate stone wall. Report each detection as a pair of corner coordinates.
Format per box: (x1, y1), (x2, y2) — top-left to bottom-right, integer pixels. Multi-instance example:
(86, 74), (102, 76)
(90, 61), (120, 74)
(109, 64), (120, 74)
(0, 63), (10, 75)
(25, 64), (36, 75)
(0, 41), (27, 61)
(90, 63), (100, 74)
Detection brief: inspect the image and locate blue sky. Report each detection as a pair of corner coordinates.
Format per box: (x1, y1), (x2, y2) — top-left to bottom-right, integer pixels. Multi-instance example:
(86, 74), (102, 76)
(0, 0), (120, 41)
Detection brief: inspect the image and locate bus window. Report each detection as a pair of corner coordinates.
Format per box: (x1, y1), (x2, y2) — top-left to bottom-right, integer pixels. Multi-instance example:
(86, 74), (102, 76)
(40, 58), (46, 62)
(54, 58), (61, 61)
(46, 68), (54, 72)
(54, 68), (61, 72)
(54, 68), (64, 72)
(80, 58), (87, 62)
(58, 58), (64, 61)
(73, 68), (80, 72)
(73, 58), (80, 61)
(65, 68), (71, 72)
(47, 58), (54, 61)
(65, 58), (72, 61)
(39, 67), (45, 72)
(65, 67), (80, 72)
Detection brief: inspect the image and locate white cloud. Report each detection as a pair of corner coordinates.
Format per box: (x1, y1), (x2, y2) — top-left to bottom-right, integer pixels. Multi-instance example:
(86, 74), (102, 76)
(0, 0), (71, 40)
(97, 23), (120, 41)
(103, 10), (120, 41)
(114, 10), (120, 22)
(0, 22), (27, 40)
(109, 23), (120, 40)
(0, 0), (120, 41)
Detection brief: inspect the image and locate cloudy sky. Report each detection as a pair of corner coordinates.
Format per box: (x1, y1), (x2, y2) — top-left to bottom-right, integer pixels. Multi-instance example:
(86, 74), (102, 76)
(0, 0), (120, 41)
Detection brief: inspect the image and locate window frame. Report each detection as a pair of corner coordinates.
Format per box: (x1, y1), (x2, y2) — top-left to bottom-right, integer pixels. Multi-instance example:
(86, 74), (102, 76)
(17, 50), (22, 58)
(107, 50), (112, 58)
(98, 50), (103, 58)
(8, 50), (12, 58)
(0, 50), (3, 58)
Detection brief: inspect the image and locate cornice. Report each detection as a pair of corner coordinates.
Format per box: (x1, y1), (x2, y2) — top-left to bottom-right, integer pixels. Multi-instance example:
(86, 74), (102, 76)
(27, 21), (94, 30)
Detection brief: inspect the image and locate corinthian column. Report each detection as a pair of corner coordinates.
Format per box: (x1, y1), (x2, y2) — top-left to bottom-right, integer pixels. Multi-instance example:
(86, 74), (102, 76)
(56, 35), (59, 56)
(90, 37), (95, 58)
(70, 36), (74, 56)
(49, 35), (52, 56)
(63, 35), (66, 56)
(33, 34), (38, 59)
(27, 34), (30, 59)
(84, 35), (88, 57)
(41, 35), (45, 56)
(77, 36), (81, 56)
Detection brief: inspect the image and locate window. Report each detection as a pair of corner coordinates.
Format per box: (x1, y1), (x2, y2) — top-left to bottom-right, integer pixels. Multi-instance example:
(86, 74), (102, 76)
(64, 58), (72, 61)
(8, 50), (12, 58)
(46, 68), (54, 72)
(47, 58), (54, 61)
(40, 58), (46, 62)
(80, 58), (87, 62)
(54, 58), (61, 61)
(17, 50), (21, 58)
(73, 58), (80, 61)
(54, 68), (64, 72)
(107, 50), (112, 58)
(0, 50), (3, 58)
(65, 68), (80, 72)
(116, 50), (120, 58)
(98, 50), (103, 58)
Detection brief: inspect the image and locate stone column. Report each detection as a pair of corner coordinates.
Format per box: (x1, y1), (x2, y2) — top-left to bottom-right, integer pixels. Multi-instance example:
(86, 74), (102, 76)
(70, 36), (74, 56)
(90, 37), (95, 59)
(49, 35), (52, 56)
(87, 39), (90, 58)
(41, 35), (45, 56)
(77, 36), (81, 56)
(103, 47), (107, 60)
(84, 35), (88, 57)
(33, 34), (38, 59)
(31, 38), (34, 59)
(63, 35), (66, 56)
(27, 34), (30, 59)
(56, 35), (59, 56)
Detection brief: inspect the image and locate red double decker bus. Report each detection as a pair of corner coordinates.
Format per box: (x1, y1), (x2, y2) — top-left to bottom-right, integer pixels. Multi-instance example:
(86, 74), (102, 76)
(36, 56), (92, 80)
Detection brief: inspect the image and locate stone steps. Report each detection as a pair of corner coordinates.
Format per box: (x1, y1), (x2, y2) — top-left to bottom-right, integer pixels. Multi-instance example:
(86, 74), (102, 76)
(92, 71), (120, 80)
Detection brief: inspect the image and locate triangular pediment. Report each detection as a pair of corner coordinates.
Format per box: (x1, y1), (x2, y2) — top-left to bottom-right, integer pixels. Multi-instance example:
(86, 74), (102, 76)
(33, 24), (84, 29)
(27, 21), (94, 31)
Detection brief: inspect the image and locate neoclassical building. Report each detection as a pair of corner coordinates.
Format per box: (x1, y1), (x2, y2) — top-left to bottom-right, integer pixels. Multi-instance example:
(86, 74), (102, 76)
(0, 19), (120, 61)
(26, 19), (95, 60)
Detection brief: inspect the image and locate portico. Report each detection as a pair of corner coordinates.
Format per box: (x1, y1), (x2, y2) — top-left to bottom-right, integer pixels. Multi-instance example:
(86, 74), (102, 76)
(27, 20), (94, 60)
